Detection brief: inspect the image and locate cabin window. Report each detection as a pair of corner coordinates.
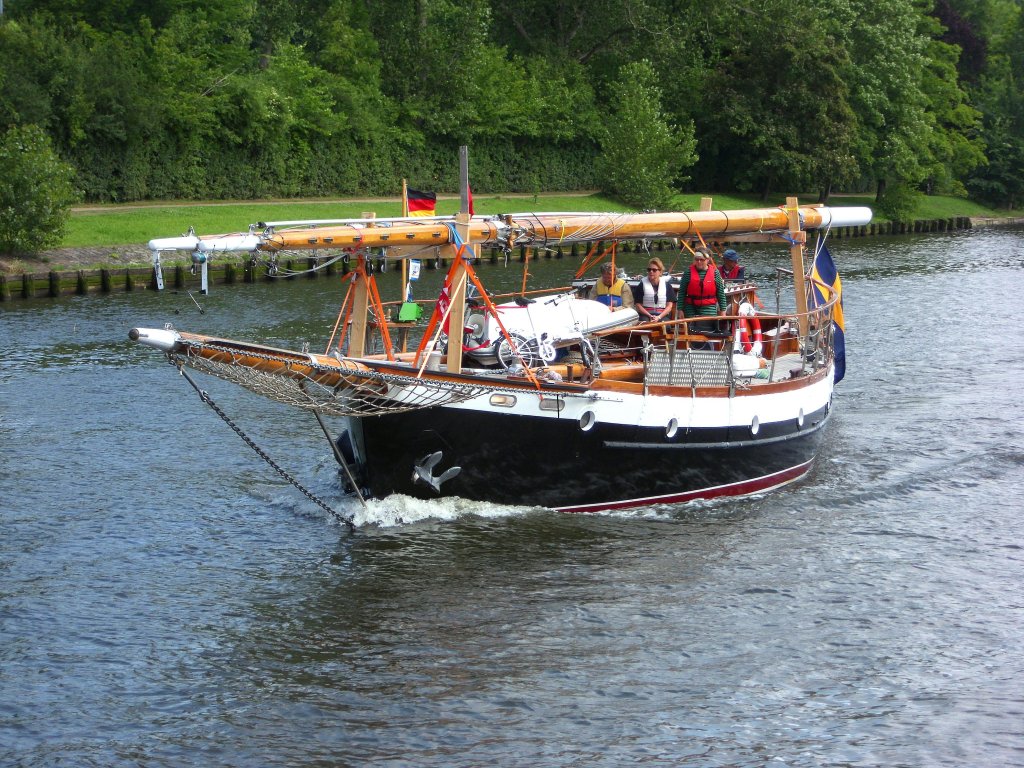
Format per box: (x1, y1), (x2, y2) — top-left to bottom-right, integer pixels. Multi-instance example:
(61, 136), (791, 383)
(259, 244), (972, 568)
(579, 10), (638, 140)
(539, 398), (564, 413)
(489, 394), (516, 408)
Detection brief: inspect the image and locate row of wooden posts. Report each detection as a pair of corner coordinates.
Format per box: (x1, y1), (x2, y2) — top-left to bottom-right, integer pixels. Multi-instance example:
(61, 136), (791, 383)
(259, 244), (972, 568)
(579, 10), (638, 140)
(0, 216), (975, 302)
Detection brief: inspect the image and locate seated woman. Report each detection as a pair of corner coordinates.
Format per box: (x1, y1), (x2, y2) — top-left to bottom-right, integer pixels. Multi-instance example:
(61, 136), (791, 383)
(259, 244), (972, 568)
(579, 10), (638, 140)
(632, 257), (676, 322)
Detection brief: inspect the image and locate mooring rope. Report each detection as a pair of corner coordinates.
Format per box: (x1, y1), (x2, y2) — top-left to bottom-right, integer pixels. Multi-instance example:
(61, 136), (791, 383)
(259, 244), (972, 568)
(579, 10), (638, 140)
(174, 361), (356, 532)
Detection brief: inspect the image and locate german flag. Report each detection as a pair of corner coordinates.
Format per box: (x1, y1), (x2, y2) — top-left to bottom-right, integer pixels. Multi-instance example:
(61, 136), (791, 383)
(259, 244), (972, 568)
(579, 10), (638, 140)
(407, 188), (436, 217)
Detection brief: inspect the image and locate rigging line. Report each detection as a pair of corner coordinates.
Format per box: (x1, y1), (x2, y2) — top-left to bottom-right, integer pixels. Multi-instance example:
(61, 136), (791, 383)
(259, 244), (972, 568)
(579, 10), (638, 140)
(304, 386), (369, 514)
(260, 251), (348, 277)
(415, 271), (464, 379)
(361, 257), (397, 361)
(173, 361), (356, 531)
(325, 271), (358, 354)
(445, 222), (541, 388)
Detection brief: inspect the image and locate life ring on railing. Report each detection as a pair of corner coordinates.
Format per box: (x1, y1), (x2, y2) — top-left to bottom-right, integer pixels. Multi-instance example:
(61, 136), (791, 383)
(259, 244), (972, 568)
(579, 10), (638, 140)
(735, 302), (763, 355)
(463, 313), (489, 352)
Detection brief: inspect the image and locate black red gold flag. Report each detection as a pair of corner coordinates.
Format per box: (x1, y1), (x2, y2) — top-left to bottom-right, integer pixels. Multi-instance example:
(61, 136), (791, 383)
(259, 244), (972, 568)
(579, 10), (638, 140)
(407, 188), (436, 216)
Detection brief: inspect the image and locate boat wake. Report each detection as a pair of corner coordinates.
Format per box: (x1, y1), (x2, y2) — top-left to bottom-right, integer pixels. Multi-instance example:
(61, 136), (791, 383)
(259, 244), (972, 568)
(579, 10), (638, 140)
(251, 469), (792, 530)
(347, 494), (537, 528)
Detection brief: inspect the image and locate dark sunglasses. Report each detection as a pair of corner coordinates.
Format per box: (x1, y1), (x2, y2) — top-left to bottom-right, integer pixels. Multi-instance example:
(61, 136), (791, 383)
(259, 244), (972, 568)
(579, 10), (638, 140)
(647, 267), (661, 272)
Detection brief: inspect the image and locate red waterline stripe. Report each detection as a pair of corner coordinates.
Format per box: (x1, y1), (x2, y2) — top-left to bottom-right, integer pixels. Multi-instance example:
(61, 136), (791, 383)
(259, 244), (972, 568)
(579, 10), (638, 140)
(554, 458), (815, 514)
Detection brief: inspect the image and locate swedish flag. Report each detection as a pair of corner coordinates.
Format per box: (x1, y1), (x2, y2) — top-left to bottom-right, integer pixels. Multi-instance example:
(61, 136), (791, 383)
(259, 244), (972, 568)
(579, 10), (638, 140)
(810, 243), (846, 383)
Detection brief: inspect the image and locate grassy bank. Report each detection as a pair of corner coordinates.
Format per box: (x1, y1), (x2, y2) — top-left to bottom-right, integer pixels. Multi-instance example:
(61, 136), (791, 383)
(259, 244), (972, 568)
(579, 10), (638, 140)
(62, 191), (1009, 249)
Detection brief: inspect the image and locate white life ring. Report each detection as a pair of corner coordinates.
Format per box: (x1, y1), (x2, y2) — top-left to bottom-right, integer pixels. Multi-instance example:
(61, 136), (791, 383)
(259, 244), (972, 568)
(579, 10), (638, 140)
(735, 302), (763, 356)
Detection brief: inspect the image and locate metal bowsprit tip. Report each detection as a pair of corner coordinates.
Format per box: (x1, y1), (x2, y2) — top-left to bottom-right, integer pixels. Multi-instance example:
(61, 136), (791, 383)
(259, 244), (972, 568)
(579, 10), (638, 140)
(412, 451), (461, 494)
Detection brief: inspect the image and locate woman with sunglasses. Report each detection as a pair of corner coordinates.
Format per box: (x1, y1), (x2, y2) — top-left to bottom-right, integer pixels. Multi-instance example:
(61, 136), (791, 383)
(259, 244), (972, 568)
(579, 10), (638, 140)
(632, 257), (676, 322)
(682, 247), (727, 335)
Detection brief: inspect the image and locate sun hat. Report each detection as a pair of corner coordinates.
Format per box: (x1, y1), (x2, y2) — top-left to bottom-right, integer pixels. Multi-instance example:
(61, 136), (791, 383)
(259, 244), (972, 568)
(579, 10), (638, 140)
(723, 249), (739, 261)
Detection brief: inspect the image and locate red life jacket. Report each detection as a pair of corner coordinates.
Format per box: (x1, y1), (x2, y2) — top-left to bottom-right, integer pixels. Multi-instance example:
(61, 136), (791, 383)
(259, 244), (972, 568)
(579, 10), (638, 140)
(719, 263), (742, 280)
(686, 266), (718, 306)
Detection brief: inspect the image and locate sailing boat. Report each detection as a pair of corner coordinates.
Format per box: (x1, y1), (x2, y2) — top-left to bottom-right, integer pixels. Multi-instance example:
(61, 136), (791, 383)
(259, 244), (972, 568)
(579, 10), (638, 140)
(131, 197), (869, 513)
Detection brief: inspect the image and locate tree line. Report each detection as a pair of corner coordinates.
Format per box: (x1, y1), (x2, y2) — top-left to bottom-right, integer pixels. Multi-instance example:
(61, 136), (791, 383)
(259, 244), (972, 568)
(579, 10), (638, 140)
(1, 0), (1022, 250)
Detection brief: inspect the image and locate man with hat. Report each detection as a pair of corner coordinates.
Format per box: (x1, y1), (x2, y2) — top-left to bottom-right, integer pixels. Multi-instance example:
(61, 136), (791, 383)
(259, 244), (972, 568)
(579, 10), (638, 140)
(719, 249), (745, 281)
(586, 262), (635, 311)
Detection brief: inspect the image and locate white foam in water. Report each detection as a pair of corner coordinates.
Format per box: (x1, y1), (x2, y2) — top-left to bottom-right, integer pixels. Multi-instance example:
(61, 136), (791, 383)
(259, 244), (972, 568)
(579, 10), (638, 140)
(346, 494), (536, 529)
(255, 479), (742, 529)
(604, 494), (751, 522)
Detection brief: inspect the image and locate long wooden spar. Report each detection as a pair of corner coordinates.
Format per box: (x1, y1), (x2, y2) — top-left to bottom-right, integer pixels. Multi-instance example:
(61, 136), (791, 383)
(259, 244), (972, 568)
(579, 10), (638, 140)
(262, 206), (866, 252)
(155, 205), (872, 256)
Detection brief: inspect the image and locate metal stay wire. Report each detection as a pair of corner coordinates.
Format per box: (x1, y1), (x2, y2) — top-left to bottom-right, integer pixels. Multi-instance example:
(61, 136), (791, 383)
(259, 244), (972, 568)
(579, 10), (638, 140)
(173, 360), (358, 531)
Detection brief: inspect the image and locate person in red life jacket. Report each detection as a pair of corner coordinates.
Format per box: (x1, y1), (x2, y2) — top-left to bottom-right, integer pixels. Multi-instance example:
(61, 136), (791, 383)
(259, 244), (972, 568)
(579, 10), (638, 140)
(719, 249), (745, 281)
(631, 257), (676, 322)
(586, 262), (635, 311)
(682, 248), (727, 336)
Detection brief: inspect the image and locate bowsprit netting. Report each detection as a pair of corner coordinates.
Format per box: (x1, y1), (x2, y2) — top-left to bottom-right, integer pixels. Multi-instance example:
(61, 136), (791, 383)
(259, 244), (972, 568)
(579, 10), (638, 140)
(168, 340), (488, 417)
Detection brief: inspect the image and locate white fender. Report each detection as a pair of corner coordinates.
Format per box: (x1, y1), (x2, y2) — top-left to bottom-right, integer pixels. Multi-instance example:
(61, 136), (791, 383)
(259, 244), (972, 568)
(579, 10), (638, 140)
(128, 327), (180, 352)
(817, 206), (873, 229)
(148, 235), (201, 251)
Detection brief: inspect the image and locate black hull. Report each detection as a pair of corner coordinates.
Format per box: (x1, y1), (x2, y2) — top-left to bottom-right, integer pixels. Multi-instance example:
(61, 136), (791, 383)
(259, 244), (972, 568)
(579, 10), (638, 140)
(356, 403), (828, 512)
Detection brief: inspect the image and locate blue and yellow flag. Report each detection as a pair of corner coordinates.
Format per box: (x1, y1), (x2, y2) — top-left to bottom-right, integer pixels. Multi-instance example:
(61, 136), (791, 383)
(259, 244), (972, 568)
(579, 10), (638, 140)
(810, 243), (846, 383)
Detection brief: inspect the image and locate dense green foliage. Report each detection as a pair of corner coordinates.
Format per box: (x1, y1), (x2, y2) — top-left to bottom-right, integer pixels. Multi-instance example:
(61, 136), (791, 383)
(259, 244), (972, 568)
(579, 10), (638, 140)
(0, 124), (78, 252)
(598, 60), (696, 209)
(0, 0), (1019, 210)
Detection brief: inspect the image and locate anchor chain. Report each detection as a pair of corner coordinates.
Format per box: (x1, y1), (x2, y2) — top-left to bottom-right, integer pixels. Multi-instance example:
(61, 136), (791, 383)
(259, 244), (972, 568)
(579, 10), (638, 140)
(174, 361), (355, 531)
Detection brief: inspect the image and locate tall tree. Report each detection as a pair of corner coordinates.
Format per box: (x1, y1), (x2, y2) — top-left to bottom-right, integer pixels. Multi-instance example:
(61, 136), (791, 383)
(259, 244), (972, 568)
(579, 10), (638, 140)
(0, 124), (78, 253)
(696, 0), (860, 199)
(841, 0), (935, 202)
(917, 31), (985, 195)
(598, 59), (696, 209)
(963, 0), (1024, 206)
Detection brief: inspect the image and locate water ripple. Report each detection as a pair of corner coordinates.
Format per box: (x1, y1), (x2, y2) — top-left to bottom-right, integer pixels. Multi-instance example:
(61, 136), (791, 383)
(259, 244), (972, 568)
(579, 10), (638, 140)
(3, 233), (1024, 766)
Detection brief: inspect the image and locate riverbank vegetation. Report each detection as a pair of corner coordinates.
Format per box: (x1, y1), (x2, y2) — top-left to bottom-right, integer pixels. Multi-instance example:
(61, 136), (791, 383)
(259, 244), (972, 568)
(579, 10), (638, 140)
(1, 0), (1022, 253)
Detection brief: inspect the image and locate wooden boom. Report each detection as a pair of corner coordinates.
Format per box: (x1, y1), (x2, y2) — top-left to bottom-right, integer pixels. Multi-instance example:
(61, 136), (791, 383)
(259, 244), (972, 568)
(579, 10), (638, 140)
(148, 205), (873, 256)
